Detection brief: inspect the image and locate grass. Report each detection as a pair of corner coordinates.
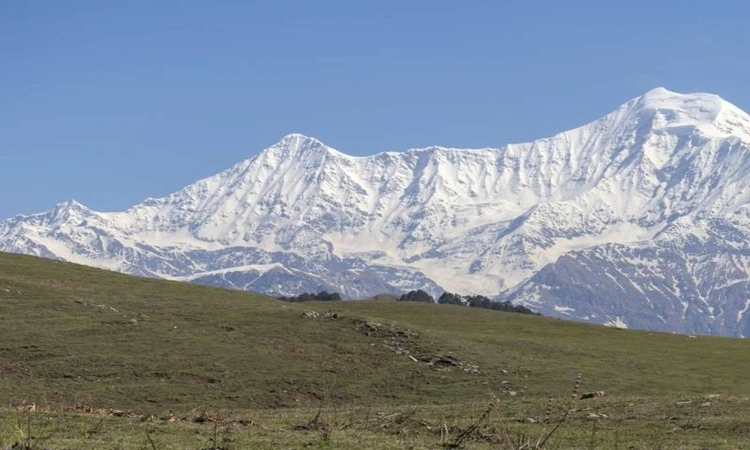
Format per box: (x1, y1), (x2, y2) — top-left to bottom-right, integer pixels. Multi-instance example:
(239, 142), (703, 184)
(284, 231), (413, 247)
(2, 251), (750, 448)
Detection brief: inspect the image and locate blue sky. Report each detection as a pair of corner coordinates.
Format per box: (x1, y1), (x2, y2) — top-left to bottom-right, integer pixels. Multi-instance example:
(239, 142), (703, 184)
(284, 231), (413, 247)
(2, 0), (749, 218)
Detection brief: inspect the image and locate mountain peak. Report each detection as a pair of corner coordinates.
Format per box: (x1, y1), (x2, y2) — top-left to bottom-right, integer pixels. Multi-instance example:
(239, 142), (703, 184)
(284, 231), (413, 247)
(644, 86), (674, 96)
(622, 88), (750, 138)
(266, 133), (332, 156)
(637, 87), (725, 112)
(277, 133), (329, 149)
(277, 133), (324, 145)
(40, 199), (94, 227)
(52, 199), (88, 212)
(258, 133), (354, 162)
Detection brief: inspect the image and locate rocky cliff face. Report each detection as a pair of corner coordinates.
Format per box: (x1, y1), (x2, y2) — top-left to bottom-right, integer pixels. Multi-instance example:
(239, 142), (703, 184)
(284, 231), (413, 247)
(3, 88), (750, 335)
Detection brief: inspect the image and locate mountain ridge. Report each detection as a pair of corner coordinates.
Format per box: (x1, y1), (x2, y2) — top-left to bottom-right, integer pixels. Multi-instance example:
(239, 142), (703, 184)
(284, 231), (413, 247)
(3, 87), (750, 335)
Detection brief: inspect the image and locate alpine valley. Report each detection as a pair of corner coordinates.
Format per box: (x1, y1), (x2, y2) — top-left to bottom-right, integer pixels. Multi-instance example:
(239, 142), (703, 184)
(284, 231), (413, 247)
(3, 88), (750, 336)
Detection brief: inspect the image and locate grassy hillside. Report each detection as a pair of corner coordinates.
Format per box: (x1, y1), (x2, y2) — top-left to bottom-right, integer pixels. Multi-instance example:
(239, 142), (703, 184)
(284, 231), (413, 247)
(2, 251), (750, 449)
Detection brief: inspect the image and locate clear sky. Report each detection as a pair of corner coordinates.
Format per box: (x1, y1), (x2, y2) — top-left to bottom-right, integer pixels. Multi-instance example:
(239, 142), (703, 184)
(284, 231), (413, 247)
(2, 0), (749, 218)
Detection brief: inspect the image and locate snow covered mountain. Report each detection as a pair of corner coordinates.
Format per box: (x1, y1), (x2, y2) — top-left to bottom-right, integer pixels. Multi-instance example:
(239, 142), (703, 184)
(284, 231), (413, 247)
(2, 87), (750, 336)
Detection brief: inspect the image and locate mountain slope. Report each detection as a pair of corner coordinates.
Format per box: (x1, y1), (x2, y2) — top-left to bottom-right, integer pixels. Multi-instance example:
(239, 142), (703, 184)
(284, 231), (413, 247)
(2, 87), (750, 335)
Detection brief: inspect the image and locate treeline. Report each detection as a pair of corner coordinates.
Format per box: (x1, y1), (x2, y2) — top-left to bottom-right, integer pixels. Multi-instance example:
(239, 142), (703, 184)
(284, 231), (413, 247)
(277, 291), (342, 302)
(397, 289), (538, 315)
(276, 289), (537, 315)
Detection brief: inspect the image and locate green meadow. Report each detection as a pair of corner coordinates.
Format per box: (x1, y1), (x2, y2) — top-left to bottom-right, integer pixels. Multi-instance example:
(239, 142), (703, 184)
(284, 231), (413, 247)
(1, 252), (749, 449)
